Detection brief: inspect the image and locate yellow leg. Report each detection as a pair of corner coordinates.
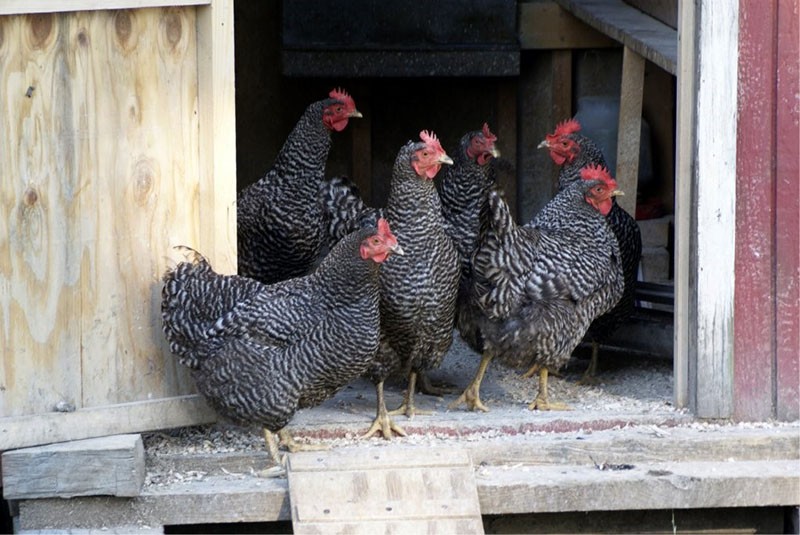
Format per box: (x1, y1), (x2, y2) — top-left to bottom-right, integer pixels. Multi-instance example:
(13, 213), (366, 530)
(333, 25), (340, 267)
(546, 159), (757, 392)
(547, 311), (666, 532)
(278, 429), (328, 453)
(389, 371), (433, 418)
(448, 354), (492, 412)
(362, 380), (408, 439)
(528, 367), (571, 411)
(577, 341), (601, 385)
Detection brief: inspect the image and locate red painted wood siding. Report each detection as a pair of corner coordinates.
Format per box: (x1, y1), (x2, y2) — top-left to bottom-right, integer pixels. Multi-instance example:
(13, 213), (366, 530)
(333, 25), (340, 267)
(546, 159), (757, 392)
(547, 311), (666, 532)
(735, 0), (799, 421)
(774, 0), (799, 422)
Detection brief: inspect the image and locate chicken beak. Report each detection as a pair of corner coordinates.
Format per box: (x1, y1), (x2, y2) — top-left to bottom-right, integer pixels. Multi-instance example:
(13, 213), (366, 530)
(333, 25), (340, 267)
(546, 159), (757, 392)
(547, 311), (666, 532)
(390, 243), (405, 256)
(439, 154), (454, 165)
(350, 109), (363, 118)
(611, 189), (625, 197)
(537, 140), (550, 150)
(490, 147), (501, 158)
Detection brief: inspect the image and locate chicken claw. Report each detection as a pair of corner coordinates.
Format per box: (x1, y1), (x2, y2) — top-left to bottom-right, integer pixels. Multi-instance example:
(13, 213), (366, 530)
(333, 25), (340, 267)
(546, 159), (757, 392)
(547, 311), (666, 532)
(448, 354), (493, 412)
(389, 371), (434, 418)
(363, 380), (408, 439)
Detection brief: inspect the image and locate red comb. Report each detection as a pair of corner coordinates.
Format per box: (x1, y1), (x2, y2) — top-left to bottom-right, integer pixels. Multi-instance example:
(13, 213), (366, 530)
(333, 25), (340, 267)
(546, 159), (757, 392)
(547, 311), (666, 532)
(377, 218), (391, 236)
(420, 130), (444, 153)
(554, 118), (582, 136)
(482, 123), (497, 142)
(580, 163), (615, 186)
(329, 87), (356, 110)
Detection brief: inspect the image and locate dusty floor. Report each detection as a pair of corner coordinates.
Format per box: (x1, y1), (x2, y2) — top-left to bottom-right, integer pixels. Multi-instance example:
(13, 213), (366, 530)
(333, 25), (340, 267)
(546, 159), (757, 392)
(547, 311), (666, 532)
(143, 330), (683, 484)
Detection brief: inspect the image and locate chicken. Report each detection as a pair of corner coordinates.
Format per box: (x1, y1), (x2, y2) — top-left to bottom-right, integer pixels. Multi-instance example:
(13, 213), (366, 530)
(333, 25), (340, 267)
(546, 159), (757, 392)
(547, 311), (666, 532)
(538, 119), (642, 382)
(437, 123), (500, 286)
(361, 131), (460, 439)
(237, 88), (362, 285)
(449, 164), (624, 412)
(161, 219), (402, 464)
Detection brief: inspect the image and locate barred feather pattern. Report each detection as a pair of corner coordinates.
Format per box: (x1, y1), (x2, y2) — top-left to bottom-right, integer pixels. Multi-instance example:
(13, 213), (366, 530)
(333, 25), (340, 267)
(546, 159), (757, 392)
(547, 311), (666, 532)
(466, 181), (623, 373)
(237, 99), (339, 285)
(550, 134), (642, 346)
(318, 176), (384, 251)
(161, 228), (383, 433)
(436, 130), (497, 283)
(365, 141), (461, 383)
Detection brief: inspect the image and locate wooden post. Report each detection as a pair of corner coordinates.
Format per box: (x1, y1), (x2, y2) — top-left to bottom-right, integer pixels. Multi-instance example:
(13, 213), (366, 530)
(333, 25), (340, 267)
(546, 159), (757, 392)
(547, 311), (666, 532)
(615, 46), (645, 217)
(676, 0), (739, 418)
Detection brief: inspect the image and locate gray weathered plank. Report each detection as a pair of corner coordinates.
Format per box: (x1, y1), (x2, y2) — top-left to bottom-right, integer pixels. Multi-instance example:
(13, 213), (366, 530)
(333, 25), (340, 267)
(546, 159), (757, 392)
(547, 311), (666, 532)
(287, 447), (484, 534)
(0, 395), (217, 451)
(3, 434), (145, 499)
(615, 45), (645, 217)
(553, 0), (677, 74)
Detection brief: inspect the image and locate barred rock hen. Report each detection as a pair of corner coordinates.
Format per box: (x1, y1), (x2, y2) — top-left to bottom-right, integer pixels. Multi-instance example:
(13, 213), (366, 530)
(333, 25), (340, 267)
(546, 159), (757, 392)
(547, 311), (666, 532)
(450, 165), (624, 412)
(361, 131), (460, 439)
(161, 219), (401, 463)
(538, 119), (642, 382)
(437, 123), (500, 284)
(237, 88), (362, 285)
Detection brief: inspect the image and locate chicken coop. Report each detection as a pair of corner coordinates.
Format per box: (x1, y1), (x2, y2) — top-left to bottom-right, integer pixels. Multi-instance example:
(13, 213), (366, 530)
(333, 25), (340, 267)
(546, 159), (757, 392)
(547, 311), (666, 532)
(1, 0), (798, 533)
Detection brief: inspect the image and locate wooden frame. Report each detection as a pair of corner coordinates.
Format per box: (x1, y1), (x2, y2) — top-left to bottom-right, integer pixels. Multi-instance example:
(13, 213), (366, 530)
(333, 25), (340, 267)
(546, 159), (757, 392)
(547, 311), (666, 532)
(0, 0), (235, 450)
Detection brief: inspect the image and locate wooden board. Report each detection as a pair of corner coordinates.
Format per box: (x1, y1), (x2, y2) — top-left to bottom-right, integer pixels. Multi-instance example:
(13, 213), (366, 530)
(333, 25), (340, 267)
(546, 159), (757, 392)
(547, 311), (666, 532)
(2, 434), (145, 499)
(553, 0), (677, 75)
(286, 447), (484, 534)
(518, 1), (616, 50)
(0, 1), (236, 445)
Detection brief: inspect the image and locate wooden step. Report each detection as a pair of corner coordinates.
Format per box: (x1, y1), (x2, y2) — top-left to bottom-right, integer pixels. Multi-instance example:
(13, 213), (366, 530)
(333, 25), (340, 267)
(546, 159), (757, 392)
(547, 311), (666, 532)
(286, 447), (484, 534)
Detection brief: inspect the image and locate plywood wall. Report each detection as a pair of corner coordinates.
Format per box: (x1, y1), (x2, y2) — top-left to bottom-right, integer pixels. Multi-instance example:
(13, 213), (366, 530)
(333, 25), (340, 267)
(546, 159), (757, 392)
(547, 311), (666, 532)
(0, 7), (217, 418)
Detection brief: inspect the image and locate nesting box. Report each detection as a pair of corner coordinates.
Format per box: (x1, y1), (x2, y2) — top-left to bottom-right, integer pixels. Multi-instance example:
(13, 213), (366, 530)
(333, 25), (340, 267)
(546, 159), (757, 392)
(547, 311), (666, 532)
(0, 0), (236, 450)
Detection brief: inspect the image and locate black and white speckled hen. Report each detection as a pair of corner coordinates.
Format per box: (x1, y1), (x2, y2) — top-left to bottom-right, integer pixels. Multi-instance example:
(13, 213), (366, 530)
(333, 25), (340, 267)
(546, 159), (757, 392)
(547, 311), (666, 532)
(437, 123), (500, 287)
(237, 88), (362, 285)
(450, 165), (624, 412)
(537, 119), (642, 382)
(362, 131), (460, 439)
(161, 219), (401, 462)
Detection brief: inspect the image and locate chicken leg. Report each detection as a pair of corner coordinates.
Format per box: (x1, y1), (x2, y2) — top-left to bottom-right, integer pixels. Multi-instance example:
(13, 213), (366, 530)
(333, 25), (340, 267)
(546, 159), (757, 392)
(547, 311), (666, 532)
(576, 341), (601, 385)
(390, 371), (433, 418)
(362, 380), (407, 439)
(416, 369), (456, 396)
(528, 367), (571, 411)
(448, 353), (492, 412)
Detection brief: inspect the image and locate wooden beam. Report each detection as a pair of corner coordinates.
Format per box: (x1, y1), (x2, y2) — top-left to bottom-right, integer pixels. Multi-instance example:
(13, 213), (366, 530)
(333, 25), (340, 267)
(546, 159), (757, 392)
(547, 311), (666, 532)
(518, 1), (616, 50)
(774, 0), (800, 422)
(197, 0), (238, 275)
(614, 46), (645, 217)
(673, 0), (696, 411)
(495, 81), (518, 221)
(734, 0), (778, 421)
(679, 0), (739, 419)
(0, 0), (210, 15)
(553, 0), (677, 75)
(2, 434), (145, 500)
(0, 395), (217, 451)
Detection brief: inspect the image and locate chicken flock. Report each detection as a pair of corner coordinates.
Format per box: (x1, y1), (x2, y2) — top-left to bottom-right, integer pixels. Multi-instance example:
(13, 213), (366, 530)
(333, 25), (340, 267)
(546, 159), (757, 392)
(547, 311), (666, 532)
(161, 88), (642, 465)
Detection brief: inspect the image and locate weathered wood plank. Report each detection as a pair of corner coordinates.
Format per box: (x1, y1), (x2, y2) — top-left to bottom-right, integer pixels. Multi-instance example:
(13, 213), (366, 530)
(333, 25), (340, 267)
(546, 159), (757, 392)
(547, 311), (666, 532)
(518, 1), (616, 50)
(197, 0), (238, 276)
(0, 0), (209, 16)
(734, 0), (778, 421)
(774, 0), (800, 422)
(553, 0), (677, 75)
(15, 456), (800, 529)
(0, 12), (83, 419)
(673, 0), (695, 410)
(495, 81), (518, 220)
(477, 459), (800, 514)
(287, 447), (483, 534)
(0, 395), (217, 451)
(691, 0), (739, 419)
(614, 46), (644, 217)
(2, 434), (145, 499)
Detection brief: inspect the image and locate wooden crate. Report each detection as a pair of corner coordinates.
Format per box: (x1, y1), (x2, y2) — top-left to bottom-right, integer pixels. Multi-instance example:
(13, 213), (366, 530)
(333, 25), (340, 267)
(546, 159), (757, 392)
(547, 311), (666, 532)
(0, 0), (236, 450)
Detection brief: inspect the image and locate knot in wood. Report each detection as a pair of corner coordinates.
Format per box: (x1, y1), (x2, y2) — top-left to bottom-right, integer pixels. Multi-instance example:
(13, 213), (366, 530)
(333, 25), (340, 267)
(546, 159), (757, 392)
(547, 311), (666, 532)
(114, 11), (133, 50)
(23, 187), (38, 207)
(27, 13), (53, 49)
(163, 11), (183, 49)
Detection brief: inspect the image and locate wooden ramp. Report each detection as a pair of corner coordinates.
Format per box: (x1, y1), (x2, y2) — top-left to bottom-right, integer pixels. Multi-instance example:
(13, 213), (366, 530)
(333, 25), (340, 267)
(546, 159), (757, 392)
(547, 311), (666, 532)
(286, 446), (484, 534)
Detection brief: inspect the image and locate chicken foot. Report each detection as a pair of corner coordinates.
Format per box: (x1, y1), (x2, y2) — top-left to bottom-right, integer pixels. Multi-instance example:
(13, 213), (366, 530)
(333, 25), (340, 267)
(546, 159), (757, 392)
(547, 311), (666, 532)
(448, 353), (492, 412)
(389, 371), (433, 418)
(362, 380), (408, 439)
(528, 367), (572, 411)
